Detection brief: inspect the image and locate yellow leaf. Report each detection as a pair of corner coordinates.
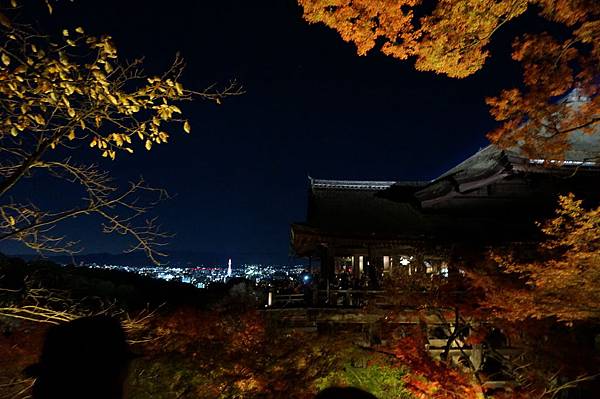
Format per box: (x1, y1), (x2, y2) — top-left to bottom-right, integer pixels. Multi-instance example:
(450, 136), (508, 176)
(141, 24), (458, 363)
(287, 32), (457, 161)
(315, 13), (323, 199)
(183, 120), (191, 134)
(0, 12), (11, 29)
(1, 53), (10, 66)
(145, 140), (152, 151)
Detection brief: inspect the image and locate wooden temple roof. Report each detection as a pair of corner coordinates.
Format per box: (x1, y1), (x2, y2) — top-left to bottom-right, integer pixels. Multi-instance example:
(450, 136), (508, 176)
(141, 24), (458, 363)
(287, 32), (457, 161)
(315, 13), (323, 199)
(292, 140), (600, 256)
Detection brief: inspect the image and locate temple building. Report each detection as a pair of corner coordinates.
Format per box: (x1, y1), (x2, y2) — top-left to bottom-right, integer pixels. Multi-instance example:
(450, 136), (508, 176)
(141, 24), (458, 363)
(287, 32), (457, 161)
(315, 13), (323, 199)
(291, 142), (600, 284)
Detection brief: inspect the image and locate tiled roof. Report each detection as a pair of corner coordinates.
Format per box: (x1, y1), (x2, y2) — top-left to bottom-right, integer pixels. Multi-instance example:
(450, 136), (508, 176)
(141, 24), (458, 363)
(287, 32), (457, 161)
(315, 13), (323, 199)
(297, 134), (600, 247)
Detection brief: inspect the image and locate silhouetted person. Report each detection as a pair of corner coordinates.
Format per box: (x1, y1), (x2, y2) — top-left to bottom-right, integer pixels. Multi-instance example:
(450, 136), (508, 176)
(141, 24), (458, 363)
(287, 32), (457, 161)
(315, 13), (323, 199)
(366, 262), (379, 290)
(339, 269), (349, 290)
(316, 387), (378, 399)
(25, 316), (135, 399)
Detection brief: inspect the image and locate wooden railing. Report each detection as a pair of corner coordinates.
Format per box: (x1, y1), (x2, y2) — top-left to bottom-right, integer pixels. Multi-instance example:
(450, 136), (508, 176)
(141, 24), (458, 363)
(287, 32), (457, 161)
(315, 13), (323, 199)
(270, 293), (305, 307)
(267, 288), (386, 308)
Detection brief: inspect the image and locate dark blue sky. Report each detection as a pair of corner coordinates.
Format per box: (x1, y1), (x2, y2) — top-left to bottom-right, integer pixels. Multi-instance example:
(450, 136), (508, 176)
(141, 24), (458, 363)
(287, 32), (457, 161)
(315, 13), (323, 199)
(3, 0), (527, 262)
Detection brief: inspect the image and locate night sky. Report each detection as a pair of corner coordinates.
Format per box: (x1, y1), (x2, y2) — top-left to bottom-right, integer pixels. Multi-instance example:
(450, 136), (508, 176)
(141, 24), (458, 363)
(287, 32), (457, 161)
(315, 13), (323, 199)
(3, 1), (529, 262)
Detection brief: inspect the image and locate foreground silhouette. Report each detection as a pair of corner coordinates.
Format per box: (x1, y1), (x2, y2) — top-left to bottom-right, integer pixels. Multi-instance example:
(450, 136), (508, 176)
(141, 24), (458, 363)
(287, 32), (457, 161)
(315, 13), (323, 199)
(25, 316), (135, 399)
(316, 387), (378, 399)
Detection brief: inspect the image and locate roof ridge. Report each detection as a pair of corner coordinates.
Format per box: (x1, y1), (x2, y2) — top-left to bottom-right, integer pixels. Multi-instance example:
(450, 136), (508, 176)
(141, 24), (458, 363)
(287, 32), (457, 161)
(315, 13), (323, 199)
(311, 179), (396, 190)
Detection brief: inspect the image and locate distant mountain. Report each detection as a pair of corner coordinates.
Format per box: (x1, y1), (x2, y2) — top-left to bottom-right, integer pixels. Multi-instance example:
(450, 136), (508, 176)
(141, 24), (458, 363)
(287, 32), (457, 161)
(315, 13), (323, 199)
(14, 250), (296, 267)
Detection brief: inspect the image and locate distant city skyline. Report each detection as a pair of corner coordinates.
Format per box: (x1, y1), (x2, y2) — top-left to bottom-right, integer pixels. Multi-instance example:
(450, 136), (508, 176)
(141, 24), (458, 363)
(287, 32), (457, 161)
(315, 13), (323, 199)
(10, 250), (303, 269)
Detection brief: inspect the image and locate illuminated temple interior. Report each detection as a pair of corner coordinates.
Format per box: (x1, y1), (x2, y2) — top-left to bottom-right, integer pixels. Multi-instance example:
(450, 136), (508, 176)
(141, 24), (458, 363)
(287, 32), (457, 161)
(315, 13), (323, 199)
(291, 143), (600, 284)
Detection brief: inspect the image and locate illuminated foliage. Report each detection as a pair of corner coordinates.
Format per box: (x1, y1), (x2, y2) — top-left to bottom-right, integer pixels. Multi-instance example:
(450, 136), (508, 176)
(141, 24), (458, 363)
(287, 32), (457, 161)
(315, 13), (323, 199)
(315, 362), (411, 399)
(380, 331), (484, 399)
(299, 0), (600, 159)
(474, 194), (600, 322)
(0, 1), (240, 261)
(135, 307), (351, 398)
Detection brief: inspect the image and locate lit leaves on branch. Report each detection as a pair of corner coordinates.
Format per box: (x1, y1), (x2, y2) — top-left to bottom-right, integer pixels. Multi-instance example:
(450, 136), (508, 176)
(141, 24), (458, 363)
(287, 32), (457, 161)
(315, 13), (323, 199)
(298, 0), (531, 78)
(486, 19), (600, 159)
(472, 194), (600, 322)
(299, 0), (600, 159)
(0, 23), (201, 160)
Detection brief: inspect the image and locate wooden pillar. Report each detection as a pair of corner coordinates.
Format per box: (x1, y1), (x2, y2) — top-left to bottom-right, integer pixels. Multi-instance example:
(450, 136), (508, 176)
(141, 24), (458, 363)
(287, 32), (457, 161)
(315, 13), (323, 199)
(414, 252), (425, 275)
(470, 344), (483, 371)
(383, 255), (390, 274)
(366, 246), (381, 289)
(319, 246), (327, 278)
(325, 246), (335, 283)
(352, 255), (361, 279)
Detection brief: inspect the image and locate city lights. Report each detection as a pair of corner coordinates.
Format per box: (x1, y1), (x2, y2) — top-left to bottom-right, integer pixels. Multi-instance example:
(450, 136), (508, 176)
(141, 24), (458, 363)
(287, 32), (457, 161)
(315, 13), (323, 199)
(79, 261), (306, 288)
